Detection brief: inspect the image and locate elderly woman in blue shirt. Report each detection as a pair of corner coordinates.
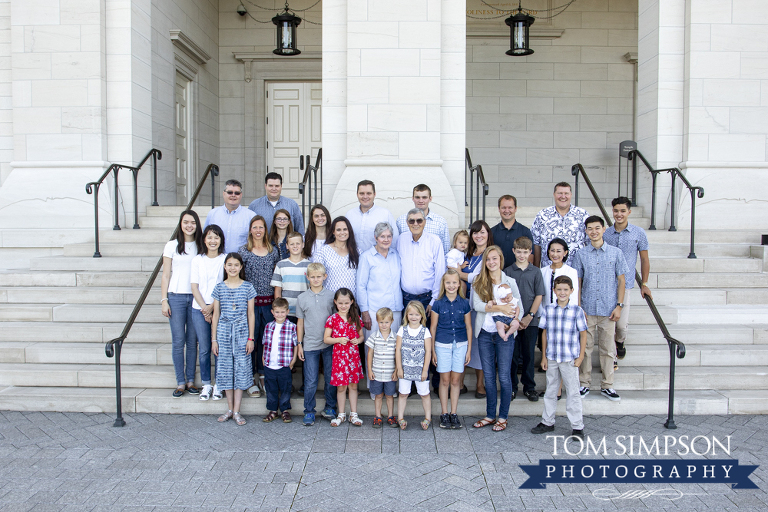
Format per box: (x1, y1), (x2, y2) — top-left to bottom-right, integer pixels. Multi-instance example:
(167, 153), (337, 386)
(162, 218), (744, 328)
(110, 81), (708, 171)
(357, 222), (404, 333)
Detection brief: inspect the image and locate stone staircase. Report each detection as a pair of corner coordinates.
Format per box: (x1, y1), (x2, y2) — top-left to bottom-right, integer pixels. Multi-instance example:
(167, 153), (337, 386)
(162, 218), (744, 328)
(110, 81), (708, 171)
(1, 205), (767, 417)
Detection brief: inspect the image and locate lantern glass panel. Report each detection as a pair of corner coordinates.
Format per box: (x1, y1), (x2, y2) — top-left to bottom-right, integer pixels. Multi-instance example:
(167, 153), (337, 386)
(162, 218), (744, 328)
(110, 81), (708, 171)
(281, 21), (292, 48)
(513, 21), (525, 52)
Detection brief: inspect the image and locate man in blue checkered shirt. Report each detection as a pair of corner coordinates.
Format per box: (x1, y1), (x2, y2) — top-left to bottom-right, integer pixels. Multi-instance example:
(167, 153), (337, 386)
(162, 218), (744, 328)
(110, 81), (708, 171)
(531, 275), (587, 438)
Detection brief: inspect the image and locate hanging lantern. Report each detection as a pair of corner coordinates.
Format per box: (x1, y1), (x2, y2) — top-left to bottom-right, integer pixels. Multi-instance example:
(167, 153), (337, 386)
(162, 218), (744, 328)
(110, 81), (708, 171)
(272, 6), (302, 56)
(505, 9), (534, 56)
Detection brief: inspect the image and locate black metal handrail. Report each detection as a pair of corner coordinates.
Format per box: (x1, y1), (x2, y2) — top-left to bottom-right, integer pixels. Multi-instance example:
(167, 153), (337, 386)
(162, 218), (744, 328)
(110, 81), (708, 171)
(298, 149), (322, 223)
(105, 163), (220, 427)
(572, 163), (686, 429)
(625, 146), (704, 259)
(85, 149), (162, 257)
(465, 149), (488, 224)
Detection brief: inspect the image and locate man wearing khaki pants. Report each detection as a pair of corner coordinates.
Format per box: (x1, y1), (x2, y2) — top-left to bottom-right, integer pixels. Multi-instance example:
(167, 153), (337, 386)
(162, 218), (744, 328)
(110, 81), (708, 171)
(571, 216), (628, 402)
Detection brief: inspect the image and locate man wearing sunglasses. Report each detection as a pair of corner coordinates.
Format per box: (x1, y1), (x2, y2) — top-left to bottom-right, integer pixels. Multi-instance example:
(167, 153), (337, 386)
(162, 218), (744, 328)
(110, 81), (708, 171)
(204, 179), (256, 253)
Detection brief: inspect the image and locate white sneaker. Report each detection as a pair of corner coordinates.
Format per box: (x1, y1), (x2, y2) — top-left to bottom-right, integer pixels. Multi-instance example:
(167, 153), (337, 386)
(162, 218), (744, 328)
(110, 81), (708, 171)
(212, 384), (223, 400)
(199, 384), (213, 401)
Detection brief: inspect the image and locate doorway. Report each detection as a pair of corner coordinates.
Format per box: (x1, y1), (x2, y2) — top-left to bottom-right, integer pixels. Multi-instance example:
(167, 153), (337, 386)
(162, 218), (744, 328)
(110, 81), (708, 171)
(266, 81), (322, 200)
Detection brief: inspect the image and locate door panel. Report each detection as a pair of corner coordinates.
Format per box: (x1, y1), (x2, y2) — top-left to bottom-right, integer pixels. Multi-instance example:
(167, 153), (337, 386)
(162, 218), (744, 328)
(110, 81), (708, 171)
(175, 72), (191, 205)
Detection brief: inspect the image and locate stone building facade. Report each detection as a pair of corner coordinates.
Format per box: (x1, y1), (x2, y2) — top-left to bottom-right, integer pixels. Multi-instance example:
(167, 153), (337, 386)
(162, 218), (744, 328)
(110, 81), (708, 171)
(0, 0), (766, 267)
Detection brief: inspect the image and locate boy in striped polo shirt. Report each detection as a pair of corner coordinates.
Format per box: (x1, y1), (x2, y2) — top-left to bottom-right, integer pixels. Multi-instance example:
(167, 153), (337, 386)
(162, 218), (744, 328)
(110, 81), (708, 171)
(531, 275), (588, 439)
(271, 231), (311, 321)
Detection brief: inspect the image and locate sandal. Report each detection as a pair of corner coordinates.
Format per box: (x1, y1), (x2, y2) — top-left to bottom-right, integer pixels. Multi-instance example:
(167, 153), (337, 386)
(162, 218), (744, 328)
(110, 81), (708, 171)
(372, 417), (383, 428)
(349, 412), (363, 426)
(233, 412), (246, 426)
(247, 384), (261, 398)
(492, 419), (508, 432)
(218, 410), (233, 422)
(282, 411), (292, 423)
(398, 419), (408, 430)
(473, 417), (495, 428)
(421, 418), (431, 430)
(263, 410), (278, 423)
(387, 416), (398, 428)
(330, 413), (346, 427)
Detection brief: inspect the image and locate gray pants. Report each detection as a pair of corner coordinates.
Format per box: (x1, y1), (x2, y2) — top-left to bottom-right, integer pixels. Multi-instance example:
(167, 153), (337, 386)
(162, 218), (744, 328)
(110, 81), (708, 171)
(541, 359), (584, 430)
(615, 291), (631, 344)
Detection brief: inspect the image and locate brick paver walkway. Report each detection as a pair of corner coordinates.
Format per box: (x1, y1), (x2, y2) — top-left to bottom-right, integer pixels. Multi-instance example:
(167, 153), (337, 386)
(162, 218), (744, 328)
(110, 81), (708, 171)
(0, 411), (766, 511)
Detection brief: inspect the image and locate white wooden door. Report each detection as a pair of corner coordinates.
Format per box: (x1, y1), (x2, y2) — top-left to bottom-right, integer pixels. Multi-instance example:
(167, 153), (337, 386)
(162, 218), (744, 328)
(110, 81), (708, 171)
(175, 72), (192, 205)
(266, 82), (322, 200)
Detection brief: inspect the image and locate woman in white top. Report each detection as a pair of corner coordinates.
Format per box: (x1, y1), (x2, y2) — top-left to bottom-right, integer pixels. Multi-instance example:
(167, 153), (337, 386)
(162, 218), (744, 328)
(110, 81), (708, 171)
(303, 204), (330, 261)
(540, 237), (580, 306)
(161, 210), (205, 398)
(315, 216), (359, 294)
(470, 245), (522, 432)
(190, 224), (227, 401)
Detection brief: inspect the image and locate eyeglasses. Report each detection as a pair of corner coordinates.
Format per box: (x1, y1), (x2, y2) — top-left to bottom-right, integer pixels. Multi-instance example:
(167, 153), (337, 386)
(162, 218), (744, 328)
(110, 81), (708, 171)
(225, 190), (242, 195)
(408, 218), (425, 225)
(275, 217), (290, 222)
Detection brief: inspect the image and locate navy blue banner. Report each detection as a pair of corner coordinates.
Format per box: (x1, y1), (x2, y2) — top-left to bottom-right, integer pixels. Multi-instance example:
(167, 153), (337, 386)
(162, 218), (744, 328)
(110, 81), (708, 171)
(519, 459), (758, 489)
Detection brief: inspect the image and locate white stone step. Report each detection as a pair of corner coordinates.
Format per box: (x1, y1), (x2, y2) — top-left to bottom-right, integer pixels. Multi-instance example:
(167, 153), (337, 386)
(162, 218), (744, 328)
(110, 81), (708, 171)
(0, 322), (172, 342)
(651, 243), (752, 258)
(0, 286), (160, 305)
(0, 270), (156, 288)
(145, 206), (213, 218)
(64, 242), (165, 257)
(0, 386), (759, 415)
(30, 256), (159, 272)
(0, 342), (166, 365)
(644, 230), (761, 244)
(0, 271), (77, 287)
(656, 272), (768, 289)
(636, 365), (768, 391)
(648, 257), (761, 273)
(675, 305), (768, 325)
(139, 216), (184, 229)
(99, 229), (175, 244)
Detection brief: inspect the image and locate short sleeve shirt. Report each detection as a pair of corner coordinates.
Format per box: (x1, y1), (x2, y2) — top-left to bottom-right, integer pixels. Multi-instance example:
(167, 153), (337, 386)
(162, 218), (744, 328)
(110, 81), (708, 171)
(162, 241), (199, 294)
(572, 243), (629, 317)
(504, 263), (547, 326)
(238, 245), (280, 297)
(365, 330), (397, 381)
(296, 288), (335, 352)
(531, 205), (589, 268)
(431, 295), (471, 344)
(270, 258), (310, 315)
(325, 313), (361, 340)
(603, 223), (649, 289)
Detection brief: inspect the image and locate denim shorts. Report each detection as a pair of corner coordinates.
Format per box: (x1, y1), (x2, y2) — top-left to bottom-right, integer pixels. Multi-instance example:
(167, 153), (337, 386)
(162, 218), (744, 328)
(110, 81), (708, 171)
(369, 379), (397, 396)
(434, 341), (468, 373)
(492, 315), (514, 326)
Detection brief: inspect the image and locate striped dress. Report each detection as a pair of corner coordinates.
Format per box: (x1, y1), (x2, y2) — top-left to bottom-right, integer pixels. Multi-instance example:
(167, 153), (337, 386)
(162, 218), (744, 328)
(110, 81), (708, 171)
(212, 281), (256, 391)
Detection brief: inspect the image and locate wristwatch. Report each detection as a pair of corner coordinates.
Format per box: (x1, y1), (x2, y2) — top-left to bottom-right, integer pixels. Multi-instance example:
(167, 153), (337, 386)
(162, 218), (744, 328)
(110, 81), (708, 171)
(616, 302), (624, 308)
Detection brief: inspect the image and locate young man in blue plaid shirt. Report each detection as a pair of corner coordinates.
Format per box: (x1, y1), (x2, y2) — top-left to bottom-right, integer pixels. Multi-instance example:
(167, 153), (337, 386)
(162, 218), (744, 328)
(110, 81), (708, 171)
(531, 275), (588, 438)
(262, 297), (298, 423)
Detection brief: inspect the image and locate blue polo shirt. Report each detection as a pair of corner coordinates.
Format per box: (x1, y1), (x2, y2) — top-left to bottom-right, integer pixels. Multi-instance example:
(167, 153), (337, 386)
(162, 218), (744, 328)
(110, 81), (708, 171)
(431, 295), (471, 344)
(491, 220), (533, 270)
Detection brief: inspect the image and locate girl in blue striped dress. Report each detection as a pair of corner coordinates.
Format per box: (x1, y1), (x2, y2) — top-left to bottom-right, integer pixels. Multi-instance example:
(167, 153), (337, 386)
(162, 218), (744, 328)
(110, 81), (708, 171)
(212, 253), (256, 426)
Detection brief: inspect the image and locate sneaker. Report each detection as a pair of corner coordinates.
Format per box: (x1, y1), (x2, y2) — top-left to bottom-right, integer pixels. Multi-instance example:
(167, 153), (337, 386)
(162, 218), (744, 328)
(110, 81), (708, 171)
(510, 390), (516, 401)
(212, 384), (223, 400)
(372, 416), (383, 428)
(303, 413), (315, 426)
(579, 387), (589, 398)
(449, 413), (462, 429)
(199, 384), (213, 401)
(387, 416), (398, 428)
(601, 388), (621, 401)
(524, 390), (539, 402)
(321, 406), (336, 420)
(439, 413), (451, 429)
(616, 341), (626, 359)
(570, 429), (585, 439)
(531, 422), (555, 435)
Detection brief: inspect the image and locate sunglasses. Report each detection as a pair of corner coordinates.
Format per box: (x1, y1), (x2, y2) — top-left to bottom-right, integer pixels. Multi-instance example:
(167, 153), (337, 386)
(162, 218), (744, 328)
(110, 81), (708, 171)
(225, 190), (242, 195)
(408, 218), (425, 225)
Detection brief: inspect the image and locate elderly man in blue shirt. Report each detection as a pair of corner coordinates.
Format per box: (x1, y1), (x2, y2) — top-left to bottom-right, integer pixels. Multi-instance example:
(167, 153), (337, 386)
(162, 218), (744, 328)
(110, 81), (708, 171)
(203, 179), (256, 254)
(248, 172), (305, 234)
(571, 215), (628, 403)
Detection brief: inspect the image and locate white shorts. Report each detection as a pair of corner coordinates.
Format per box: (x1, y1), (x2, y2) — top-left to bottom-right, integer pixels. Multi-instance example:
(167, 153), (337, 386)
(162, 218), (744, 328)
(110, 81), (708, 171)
(398, 378), (430, 396)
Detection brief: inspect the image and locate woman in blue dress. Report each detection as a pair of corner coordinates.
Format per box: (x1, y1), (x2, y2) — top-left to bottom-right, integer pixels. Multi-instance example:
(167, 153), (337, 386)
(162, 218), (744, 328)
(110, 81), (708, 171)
(454, 220), (493, 398)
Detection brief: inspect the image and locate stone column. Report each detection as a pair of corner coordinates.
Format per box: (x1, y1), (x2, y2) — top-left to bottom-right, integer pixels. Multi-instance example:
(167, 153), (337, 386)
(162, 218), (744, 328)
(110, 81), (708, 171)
(324, 0), (464, 227)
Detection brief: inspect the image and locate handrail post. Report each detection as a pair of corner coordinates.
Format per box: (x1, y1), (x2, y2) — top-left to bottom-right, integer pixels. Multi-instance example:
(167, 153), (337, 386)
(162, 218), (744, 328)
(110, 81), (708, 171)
(668, 172), (677, 232)
(131, 169), (140, 229)
(113, 338), (126, 427)
(482, 184), (487, 221)
(649, 172), (657, 230)
(92, 183), (102, 258)
(210, 166), (216, 210)
(631, 154), (638, 206)
(688, 189), (697, 259)
(475, 172), (480, 223)
(573, 166), (580, 207)
(664, 341), (677, 429)
(112, 167), (121, 230)
(469, 167), (475, 225)
(151, 151), (159, 206)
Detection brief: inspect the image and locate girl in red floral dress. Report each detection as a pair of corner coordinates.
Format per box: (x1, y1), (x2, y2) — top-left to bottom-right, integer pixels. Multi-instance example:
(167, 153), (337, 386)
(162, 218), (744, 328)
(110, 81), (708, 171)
(323, 287), (364, 426)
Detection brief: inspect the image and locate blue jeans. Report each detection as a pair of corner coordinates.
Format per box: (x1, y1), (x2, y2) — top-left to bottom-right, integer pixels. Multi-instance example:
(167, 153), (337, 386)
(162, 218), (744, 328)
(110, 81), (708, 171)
(303, 345), (336, 414)
(168, 293), (197, 386)
(189, 308), (214, 385)
(251, 304), (274, 376)
(264, 366), (292, 412)
(478, 330), (515, 420)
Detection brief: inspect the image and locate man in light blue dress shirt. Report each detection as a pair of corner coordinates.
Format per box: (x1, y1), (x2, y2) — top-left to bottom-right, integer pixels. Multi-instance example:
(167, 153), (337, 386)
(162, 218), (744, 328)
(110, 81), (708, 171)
(247, 172), (305, 234)
(345, 180), (399, 253)
(396, 184), (450, 254)
(204, 179), (256, 254)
